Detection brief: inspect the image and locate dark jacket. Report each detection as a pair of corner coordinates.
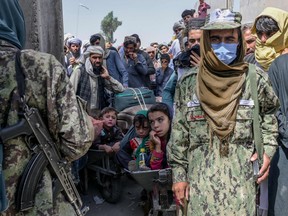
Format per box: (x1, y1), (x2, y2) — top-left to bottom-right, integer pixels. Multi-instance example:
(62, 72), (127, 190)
(120, 52), (149, 88)
(138, 50), (155, 75)
(106, 50), (128, 87)
(156, 66), (174, 96)
(92, 125), (124, 149)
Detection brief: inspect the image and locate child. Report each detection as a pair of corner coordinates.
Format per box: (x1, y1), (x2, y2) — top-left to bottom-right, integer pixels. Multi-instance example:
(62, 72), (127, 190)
(198, 0), (211, 18)
(128, 110), (151, 171)
(92, 107), (123, 154)
(147, 103), (172, 170)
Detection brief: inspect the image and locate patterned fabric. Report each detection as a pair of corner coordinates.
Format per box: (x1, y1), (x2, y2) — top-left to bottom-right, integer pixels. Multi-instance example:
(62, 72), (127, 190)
(167, 66), (279, 215)
(251, 7), (288, 71)
(0, 40), (92, 215)
(76, 65), (106, 111)
(202, 8), (242, 30)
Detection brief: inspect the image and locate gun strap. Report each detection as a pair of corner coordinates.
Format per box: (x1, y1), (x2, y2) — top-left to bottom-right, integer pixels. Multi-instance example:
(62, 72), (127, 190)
(15, 51), (26, 103)
(248, 64), (263, 162)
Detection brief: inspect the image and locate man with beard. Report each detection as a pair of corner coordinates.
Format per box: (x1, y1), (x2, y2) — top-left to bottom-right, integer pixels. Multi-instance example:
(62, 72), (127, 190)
(65, 37), (83, 77)
(90, 33), (128, 87)
(168, 8), (279, 215)
(70, 46), (124, 118)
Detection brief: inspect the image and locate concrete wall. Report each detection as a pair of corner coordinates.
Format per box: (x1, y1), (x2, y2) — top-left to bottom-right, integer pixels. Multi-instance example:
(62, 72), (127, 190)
(239, 0), (288, 23)
(206, 0), (227, 11)
(19, 0), (64, 63)
(200, 0), (288, 23)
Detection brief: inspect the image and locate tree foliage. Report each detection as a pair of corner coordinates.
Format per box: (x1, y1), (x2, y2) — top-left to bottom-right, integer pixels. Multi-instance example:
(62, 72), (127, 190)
(101, 11), (122, 43)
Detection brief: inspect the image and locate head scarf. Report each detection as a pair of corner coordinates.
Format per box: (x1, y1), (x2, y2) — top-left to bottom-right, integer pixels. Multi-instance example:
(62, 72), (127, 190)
(84, 45), (104, 59)
(251, 7), (288, 71)
(136, 110), (148, 117)
(0, 0), (26, 49)
(197, 28), (248, 156)
(173, 21), (185, 32)
(67, 37), (82, 47)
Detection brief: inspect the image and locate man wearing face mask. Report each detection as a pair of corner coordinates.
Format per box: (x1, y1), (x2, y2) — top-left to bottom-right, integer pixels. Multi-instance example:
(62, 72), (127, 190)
(167, 8), (279, 215)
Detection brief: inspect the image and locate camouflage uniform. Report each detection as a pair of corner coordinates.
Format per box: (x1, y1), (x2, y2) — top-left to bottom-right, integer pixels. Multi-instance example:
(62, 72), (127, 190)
(0, 40), (92, 215)
(167, 66), (279, 215)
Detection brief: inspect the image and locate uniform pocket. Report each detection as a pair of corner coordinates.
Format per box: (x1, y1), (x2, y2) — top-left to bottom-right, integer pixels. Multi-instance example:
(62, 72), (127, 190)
(232, 105), (254, 142)
(186, 106), (209, 144)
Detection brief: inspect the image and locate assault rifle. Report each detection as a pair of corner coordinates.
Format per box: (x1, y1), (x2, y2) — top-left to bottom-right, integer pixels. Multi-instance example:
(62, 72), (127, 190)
(0, 107), (88, 215)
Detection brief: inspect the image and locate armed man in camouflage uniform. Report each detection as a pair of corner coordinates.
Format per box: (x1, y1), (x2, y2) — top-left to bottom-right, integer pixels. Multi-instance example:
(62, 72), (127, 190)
(0, 0), (96, 215)
(167, 9), (279, 215)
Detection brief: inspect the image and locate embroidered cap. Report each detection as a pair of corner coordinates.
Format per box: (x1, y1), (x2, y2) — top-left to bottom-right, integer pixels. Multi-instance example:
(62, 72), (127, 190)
(202, 8), (242, 30)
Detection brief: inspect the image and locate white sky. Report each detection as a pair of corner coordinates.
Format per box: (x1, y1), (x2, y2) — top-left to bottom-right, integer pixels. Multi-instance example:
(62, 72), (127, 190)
(62, 0), (241, 47)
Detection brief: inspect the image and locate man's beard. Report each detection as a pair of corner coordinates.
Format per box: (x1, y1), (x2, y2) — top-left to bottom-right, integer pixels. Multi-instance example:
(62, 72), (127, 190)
(72, 50), (81, 58)
(93, 65), (102, 75)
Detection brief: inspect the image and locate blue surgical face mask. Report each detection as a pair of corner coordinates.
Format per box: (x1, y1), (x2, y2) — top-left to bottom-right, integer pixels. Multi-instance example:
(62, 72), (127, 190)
(211, 42), (239, 65)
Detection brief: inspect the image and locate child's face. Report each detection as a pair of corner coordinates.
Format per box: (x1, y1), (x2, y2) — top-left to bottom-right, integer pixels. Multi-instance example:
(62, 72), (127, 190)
(148, 111), (170, 138)
(135, 121), (150, 138)
(102, 111), (117, 129)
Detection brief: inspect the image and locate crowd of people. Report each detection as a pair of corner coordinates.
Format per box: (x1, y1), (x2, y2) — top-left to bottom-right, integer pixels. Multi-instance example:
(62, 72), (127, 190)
(1, 0), (288, 215)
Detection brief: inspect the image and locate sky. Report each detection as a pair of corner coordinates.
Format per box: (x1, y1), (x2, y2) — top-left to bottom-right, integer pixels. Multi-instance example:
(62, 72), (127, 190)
(62, 0), (241, 48)
(62, 0), (200, 47)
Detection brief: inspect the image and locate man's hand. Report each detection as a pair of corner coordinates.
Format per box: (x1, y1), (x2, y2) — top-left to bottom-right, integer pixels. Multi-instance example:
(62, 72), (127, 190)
(69, 56), (76, 65)
(100, 66), (110, 80)
(190, 51), (201, 67)
(172, 182), (189, 206)
(250, 152), (271, 184)
(129, 52), (137, 61)
(103, 145), (114, 154)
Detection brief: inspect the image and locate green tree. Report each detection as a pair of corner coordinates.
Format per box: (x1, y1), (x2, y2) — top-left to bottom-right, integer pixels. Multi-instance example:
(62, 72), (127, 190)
(101, 11), (122, 43)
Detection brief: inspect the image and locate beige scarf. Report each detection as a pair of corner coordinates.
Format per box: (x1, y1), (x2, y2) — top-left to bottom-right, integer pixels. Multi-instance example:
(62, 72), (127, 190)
(251, 7), (288, 71)
(197, 30), (248, 156)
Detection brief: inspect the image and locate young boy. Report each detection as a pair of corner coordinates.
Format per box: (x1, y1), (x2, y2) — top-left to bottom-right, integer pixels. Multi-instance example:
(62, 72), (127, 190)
(128, 110), (151, 171)
(92, 107), (123, 154)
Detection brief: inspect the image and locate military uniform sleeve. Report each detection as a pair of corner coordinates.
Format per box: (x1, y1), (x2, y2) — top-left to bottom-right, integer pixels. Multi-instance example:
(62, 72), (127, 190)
(23, 51), (93, 162)
(257, 70), (279, 158)
(167, 76), (191, 183)
(69, 66), (81, 93)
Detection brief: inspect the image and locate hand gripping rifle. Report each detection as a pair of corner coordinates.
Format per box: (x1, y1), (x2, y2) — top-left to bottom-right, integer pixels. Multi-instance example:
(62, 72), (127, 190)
(0, 106), (88, 215)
